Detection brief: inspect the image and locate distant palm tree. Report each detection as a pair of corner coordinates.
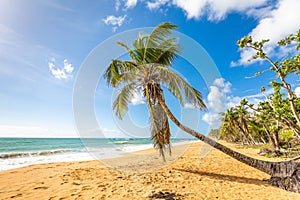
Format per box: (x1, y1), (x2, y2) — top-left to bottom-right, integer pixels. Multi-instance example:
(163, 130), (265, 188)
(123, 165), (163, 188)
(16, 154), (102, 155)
(103, 22), (300, 192)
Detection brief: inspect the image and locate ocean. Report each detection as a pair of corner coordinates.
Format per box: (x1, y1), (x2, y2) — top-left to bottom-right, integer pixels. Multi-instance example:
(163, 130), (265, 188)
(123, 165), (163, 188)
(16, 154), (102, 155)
(0, 138), (194, 171)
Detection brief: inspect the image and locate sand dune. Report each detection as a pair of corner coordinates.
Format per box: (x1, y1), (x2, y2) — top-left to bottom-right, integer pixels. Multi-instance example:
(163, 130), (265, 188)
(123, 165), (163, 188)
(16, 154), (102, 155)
(0, 141), (299, 199)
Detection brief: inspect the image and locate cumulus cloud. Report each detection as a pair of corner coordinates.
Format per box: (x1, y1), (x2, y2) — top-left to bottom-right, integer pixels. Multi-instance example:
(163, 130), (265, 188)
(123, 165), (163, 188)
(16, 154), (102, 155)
(172, 0), (207, 19)
(102, 15), (127, 32)
(63, 59), (74, 73)
(206, 0), (268, 21)
(234, 0), (300, 66)
(226, 92), (265, 109)
(142, 1), (300, 67)
(115, 0), (138, 11)
(202, 78), (231, 128)
(115, 0), (121, 11)
(147, 0), (169, 10)
(48, 59), (74, 80)
(103, 15), (127, 27)
(114, 0), (269, 21)
(295, 87), (300, 97)
(202, 78), (271, 128)
(144, 0), (267, 20)
(184, 103), (198, 109)
(124, 0), (138, 9)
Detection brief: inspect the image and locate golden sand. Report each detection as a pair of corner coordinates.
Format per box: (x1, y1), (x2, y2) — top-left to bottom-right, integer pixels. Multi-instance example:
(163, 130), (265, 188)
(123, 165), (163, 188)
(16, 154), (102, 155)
(0, 141), (299, 199)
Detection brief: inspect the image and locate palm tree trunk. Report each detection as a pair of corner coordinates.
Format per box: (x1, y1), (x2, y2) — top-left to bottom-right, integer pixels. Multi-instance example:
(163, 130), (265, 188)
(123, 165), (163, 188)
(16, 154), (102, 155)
(260, 136), (267, 144)
(157, 94), (300, 193)
(241, 118), (257, 145)
(263, 125), (278, 150)
(235, 122), (251, 144)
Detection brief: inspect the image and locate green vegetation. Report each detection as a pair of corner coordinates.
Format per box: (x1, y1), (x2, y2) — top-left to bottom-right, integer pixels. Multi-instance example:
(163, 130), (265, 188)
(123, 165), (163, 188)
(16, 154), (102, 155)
(220, 29), (300, 158)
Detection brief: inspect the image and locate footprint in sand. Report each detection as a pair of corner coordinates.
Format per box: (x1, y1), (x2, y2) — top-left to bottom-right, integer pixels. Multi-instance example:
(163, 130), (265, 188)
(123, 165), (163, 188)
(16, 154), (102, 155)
(10, 194), (22, 198)
(34, 186), (49, 190)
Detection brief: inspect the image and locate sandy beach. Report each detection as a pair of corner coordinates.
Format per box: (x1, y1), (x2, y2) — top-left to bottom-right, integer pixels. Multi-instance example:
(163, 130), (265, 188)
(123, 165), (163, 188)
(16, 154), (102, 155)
(0, 141), (299, 200)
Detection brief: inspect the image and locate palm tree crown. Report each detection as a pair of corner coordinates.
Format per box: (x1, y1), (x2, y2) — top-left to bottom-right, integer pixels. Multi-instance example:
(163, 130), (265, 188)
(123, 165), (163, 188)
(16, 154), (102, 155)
(103, 22), (206, 159)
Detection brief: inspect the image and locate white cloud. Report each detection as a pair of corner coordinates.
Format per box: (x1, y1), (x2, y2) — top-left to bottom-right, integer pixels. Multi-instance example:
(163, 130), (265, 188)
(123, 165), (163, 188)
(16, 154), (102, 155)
(202, 78), (231, 128)
(172, 0), (207, 19)
(226, 88), (273, 110)
(49, 62), (67, 79)
(48, 59), (74, 80)
(202, 113), (221, 127)
(114, 0), (138, 11)
(102, 15), (127, 32)
(207, 86), (226, 113)
(144, 0), (267, 20)
(103, 15), (127, 27)
(226, 96), (242, 108)
(112, 27), (118, 32)
(202, 78), (271, 128)
(124, 0), (138, 9)
(295, 87), (300, 97)
(250, 0), (300, 42)
(63, 59), (74, 73)
(206, 0), (268, 21)
(130, 90), (145, 105)
(184, 103), (198, 109)
(147, 0), (169, 10)
(115, 0), (121, 11)
(246, 5), (273, 19)
(234, 0), (300, 66)
(213, 78), (231, 93)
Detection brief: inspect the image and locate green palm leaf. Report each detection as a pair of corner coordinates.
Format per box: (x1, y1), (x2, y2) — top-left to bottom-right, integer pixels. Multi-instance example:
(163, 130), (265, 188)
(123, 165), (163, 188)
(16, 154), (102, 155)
(104, 60), (138, 87)
(113, 82), (137, 119)
(117, 41), (139, 62)
(155, 66), (206, 109)
(143, 22), (179, 64)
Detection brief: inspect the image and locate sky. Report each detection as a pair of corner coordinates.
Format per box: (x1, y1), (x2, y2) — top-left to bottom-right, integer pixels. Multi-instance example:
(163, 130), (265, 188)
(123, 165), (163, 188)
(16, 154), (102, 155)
(0, 0), (300, 138)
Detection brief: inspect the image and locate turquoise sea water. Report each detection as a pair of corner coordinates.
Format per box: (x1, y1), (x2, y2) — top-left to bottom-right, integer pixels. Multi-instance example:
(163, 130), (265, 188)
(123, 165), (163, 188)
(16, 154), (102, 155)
(0, 138), (194, 170)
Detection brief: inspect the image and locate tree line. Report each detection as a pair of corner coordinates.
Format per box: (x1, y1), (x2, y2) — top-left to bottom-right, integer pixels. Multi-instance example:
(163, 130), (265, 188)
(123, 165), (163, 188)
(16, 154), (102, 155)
(219, 29), (300, 157)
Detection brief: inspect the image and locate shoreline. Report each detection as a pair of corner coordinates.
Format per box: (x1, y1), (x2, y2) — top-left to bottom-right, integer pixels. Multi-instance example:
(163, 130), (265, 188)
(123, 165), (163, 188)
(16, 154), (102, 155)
(0, 139), (195, 171)
(1, 141), (299, 199)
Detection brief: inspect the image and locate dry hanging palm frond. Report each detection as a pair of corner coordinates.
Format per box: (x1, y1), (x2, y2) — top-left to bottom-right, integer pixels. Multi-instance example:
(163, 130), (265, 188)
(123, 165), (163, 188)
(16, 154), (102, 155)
(150, 103), (171, 161)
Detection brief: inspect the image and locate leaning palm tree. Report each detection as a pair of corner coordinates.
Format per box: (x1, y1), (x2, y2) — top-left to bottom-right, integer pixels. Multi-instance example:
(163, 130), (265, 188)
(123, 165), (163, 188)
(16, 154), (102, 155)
(103, 22), (300, 192)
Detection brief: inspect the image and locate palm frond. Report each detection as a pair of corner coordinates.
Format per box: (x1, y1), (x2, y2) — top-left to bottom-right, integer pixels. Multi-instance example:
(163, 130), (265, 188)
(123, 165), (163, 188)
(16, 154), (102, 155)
(117, 41), (139, 62)
(155, 66), (206, 109)
(143, 22), (179, 63)
(144, 38), (181, 65)
(154, 38), (181, 65)
(112, 82), (137, 119)
(133, 33), (148, 63)
(103, 60), (138, 87)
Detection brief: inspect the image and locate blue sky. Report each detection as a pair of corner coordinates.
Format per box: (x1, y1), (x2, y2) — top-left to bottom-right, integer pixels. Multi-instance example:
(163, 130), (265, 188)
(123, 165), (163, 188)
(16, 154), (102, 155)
(0, 0), (300, 138)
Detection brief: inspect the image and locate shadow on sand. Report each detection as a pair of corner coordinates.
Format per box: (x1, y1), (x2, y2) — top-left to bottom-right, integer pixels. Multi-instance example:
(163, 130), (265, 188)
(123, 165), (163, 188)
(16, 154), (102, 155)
(175, 168), (270, 186)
